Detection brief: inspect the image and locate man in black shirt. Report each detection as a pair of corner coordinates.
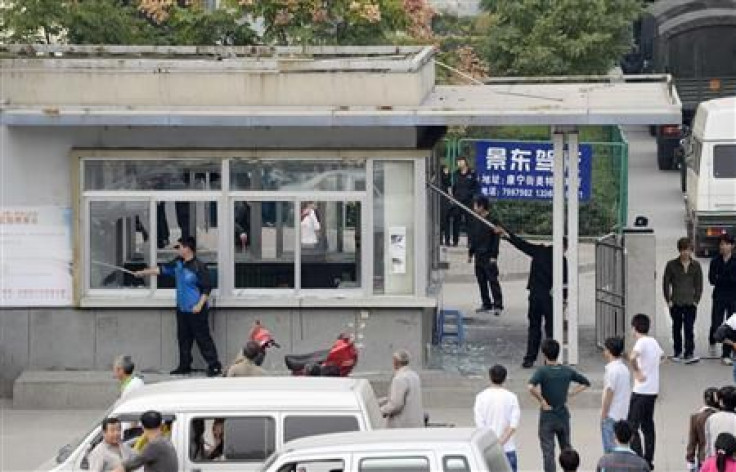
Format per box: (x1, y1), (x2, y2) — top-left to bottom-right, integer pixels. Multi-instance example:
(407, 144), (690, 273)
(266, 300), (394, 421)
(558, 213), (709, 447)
(450, 156), (479, 246)
(497, 227), (568, 368)
(468, 196), (503, 314)
(708, 233), (736, 364)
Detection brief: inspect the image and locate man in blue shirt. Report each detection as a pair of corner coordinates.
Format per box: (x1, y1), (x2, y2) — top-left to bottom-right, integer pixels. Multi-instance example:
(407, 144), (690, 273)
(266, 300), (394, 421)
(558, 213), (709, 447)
(136, 236), (222, 377)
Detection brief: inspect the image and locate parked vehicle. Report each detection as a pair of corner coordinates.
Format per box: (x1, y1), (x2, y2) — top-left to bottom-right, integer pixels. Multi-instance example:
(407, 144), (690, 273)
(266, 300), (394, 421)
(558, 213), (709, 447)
(42, 377), (384, 472)
(285, 333), (358, 377)
(259, 428), (511, 472)
(682, 97), (736, 256)
(622, 0), (736, 170)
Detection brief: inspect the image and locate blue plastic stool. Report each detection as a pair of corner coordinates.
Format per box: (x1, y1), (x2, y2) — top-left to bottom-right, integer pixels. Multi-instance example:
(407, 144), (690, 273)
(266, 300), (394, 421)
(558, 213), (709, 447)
(435, 308), (465, 345)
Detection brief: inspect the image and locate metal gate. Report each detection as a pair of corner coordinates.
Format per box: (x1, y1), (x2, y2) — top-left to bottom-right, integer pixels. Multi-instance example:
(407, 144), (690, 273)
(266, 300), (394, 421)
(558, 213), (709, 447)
(595, 233), (626, 348)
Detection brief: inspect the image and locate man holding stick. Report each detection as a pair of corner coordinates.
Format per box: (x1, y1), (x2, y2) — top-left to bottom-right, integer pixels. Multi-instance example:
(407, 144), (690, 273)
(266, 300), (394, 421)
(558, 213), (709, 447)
(135, 236), (222, 377)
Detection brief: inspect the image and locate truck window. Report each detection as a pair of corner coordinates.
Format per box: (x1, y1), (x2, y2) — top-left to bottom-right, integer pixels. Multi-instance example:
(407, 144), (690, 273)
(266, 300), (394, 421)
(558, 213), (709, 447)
(190, 416), (275, 462)
(714, 145), (736, 178)
(443, 455), (470, 472)
(359, 456), (430, 472)
(283, 415), (360, 443)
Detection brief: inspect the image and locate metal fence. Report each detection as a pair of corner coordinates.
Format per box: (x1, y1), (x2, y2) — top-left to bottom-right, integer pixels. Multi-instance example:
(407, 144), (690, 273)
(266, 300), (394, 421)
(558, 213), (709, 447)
(440, 126), (628, 237)
(595, 233), (626, 348)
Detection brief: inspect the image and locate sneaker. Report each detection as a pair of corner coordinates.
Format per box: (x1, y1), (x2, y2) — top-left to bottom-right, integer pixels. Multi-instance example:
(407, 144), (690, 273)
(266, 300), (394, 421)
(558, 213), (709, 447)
(493, 307), (503, 317)
(709, 344), (718, 357)
(169, 367), (192, 376)
(683, 355), (701, 364)
(723, 357), (734, 366)
(522, 360), (534, 369)
(475, 306), (492, 313)
(207, 366), (223, 377)
(671, 355), (682, 363)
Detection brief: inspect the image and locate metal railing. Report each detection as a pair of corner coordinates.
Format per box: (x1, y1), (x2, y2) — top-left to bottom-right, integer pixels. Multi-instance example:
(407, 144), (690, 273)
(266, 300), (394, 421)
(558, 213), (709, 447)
(595, 233), (626, 348)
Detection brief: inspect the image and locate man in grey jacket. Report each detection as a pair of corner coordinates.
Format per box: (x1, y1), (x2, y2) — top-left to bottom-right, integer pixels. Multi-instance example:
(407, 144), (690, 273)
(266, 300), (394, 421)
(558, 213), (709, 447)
(380, 350), (424, 428)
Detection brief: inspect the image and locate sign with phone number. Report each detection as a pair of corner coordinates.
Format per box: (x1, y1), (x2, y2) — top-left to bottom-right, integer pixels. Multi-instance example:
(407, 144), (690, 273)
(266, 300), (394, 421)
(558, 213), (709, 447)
(474, 141), (593, 202)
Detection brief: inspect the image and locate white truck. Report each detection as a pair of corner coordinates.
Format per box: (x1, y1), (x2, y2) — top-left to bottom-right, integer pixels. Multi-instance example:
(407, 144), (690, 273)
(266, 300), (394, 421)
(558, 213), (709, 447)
(683, 97), (736, 256)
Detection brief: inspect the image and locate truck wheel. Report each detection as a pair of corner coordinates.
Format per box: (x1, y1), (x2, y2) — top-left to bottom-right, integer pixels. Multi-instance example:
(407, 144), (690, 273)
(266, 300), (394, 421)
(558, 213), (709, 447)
(657, 148), (673, 170)
(680, 165), (687, 193)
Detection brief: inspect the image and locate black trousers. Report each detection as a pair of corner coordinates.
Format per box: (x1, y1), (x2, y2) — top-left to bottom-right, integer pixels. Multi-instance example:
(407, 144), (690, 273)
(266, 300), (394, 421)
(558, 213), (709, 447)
(670, 305), (696, 357)
(176, 308), (221, 371)
(524, 292), (553, 363)
(628, 393), (657, 464)
(450, 204), (470, 245)
(539, 414), (571, 472)
(475, 260), (503, 309)
(710, 298), (736, 358)
(440, 203), (451, 245)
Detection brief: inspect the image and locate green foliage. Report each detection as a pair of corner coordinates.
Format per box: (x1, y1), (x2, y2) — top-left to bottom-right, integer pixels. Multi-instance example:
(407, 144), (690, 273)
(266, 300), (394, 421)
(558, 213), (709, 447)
(1, 0), (256, 46)
(1, 0), (67, 44)
(65, 1), (156, 45)
(480, 0), (643, 76)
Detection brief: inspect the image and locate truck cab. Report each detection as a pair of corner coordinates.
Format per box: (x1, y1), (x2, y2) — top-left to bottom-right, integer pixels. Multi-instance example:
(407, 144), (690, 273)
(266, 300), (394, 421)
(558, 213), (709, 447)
(684, 97), (736, 256)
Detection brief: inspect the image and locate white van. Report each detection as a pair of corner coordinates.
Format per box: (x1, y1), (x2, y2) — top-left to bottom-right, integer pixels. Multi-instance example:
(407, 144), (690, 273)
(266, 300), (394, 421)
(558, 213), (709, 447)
(683, 96), (736, 256)
(259, 428), (512, 472)
(42, 377), (384, 472)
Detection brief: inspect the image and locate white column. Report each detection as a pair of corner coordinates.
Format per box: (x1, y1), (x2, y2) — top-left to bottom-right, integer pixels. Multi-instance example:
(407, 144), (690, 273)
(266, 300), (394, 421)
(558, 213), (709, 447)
(566, 131), (580, 365)
(552, 131), (566, 347)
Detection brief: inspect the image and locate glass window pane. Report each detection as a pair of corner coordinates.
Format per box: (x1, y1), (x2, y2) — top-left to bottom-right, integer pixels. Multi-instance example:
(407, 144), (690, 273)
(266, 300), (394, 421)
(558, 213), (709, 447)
(359, 457), (430, 472)
(89, 201), (150, 289)
(84, 160), (221, 191)
(373, 162), (414, 295)
(231, 160), (366, 192)
(283, 415), (360, 443)
(155, 201), (218, 289)
(223, 417), (276, 461)
(714, 145), (736, 178)
(234, 201), (295, 289)
(443, 456), (470, 472)
(300, 201), (361, 289)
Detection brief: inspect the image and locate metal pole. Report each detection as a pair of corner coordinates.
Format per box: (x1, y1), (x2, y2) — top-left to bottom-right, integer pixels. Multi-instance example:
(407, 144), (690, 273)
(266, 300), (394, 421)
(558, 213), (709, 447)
(567, 130), (580, 365)
(552, 130), (565, 349)
(426, 181), (496, 230)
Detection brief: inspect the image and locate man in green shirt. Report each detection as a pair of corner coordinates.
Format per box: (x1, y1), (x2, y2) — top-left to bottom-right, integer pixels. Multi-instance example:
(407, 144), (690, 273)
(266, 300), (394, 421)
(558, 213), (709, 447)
(529, 339), (591, 472)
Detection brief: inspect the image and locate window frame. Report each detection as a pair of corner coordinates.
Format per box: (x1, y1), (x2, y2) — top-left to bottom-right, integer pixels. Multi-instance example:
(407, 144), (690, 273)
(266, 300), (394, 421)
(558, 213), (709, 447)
(185, 414), (277, 465)
(75, 151), (427, 306)
(357, 454), (434, 472)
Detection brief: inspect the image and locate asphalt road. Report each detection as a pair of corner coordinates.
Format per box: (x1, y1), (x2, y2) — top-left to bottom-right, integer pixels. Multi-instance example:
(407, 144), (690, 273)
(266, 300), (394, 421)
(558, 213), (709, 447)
(2, 126), (731, 472)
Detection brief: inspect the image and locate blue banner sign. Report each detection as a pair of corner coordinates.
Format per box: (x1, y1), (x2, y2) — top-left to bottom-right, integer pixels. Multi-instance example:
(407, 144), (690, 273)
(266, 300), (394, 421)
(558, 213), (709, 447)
(474, 141), (593, 201)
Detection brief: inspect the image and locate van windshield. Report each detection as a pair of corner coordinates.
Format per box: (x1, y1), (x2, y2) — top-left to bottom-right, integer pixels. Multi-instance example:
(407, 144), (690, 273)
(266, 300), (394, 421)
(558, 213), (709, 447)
(713, 145), (736, 178)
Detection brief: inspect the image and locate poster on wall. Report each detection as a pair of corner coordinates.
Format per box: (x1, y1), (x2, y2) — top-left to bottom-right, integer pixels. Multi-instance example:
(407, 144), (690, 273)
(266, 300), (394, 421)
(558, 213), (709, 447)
(0, 207), (73, 307)
(389, 226), (407, 274)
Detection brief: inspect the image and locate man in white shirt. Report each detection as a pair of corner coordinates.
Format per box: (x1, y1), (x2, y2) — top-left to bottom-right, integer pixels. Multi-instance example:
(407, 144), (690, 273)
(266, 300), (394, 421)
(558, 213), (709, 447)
(113, 355), (144, 399)
(474, 364), (521, 472)
(627, 314), (664, 470)
(601, 336), (631, 454)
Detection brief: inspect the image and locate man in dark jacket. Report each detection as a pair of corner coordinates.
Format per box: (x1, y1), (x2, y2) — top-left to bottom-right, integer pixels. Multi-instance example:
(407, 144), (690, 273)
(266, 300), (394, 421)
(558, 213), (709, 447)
(439, 165), (452, 246)
(708, 233), (736, 364)
(468, 196), (503, 314)
(450, 156), (479, 246)
(497, 227), (568, 368)
(663, 237), (703, 363)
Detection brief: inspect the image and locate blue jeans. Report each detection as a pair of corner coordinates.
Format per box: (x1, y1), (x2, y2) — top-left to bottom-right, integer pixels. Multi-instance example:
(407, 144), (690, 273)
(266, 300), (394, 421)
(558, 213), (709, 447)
(505, 451), (518, 472)
(601, 417), (616, 453)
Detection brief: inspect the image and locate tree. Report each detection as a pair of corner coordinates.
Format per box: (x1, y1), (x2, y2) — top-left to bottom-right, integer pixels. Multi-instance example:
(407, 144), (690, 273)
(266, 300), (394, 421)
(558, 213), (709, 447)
(479, 0), (643, 76)
(65, 0), (158, 45)
(225, 0), (432, 46)
(1, 0), (67, 44)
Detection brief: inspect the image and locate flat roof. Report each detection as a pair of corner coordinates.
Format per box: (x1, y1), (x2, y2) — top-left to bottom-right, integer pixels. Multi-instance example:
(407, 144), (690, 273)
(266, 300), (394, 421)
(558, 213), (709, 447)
(1, 77), (681, 126)
(282, 427), (485, 451)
